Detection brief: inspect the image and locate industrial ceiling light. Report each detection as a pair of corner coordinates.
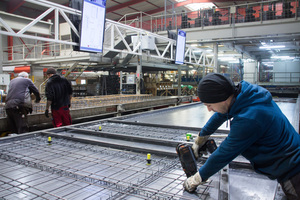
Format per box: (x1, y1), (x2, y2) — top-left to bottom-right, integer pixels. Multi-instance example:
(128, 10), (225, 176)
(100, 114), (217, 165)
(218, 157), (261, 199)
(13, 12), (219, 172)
(229, 60), (240, 63)
(184, 3), (215, 11)
(262, 62), (274, 66)
(218, 57), (238, 61)
(259, 45), (285, 49)
(243, 58), (255, 62)
(271, 56), (294, 60)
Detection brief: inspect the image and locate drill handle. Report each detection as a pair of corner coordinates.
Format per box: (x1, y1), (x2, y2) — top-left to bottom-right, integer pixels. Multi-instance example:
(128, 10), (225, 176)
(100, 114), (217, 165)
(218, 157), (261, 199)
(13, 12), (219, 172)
(198, 139), (217, 155)
(206, 139), (217, 154)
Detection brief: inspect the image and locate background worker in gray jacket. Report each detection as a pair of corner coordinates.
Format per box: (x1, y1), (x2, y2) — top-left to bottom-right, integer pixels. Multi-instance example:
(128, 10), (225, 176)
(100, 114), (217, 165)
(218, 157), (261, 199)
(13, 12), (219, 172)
(5, 72), (41, 134)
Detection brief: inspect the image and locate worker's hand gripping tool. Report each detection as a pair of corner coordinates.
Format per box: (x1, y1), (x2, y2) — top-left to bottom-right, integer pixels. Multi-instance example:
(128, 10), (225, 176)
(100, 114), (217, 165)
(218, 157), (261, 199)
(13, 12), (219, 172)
(176, 139), (217, 178)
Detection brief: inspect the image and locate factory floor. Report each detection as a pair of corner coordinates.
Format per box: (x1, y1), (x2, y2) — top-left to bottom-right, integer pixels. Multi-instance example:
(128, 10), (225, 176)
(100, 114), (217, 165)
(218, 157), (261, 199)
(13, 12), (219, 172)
(0, 96), (298, 199)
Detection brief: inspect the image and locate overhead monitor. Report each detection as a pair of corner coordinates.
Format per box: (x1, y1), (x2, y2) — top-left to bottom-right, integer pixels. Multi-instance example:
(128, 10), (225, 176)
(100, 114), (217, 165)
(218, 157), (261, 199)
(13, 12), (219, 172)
(175, 29), (186, 65)
(80, 0), (106, 53)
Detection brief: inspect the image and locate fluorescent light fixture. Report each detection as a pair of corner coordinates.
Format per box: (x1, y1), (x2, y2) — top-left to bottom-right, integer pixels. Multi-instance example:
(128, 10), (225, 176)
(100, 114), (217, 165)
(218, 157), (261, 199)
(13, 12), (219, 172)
(271, 56), (294, 60)
(243, 58), (255, 62)
(262, 62), (274, 66)
(259, 45), (285, 49)
(218, 57), (237, 61)
(185, 3), (215, 11)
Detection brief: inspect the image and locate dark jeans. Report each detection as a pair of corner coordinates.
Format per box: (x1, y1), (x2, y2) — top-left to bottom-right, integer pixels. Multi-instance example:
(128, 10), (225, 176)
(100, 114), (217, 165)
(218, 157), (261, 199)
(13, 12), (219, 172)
(280, 172), (300, 200)
(6, 107), (30, 134)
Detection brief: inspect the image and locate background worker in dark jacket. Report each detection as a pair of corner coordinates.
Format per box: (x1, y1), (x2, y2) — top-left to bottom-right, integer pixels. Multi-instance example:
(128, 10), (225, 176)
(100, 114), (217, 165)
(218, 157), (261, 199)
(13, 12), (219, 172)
(44, 67), (73, 127)
(5, 72), (41, 134)
(184, 73), (300, 200)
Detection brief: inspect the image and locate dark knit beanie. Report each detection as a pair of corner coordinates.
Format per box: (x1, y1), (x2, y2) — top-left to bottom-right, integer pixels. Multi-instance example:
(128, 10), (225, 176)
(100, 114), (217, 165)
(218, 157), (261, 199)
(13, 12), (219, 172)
(197, 73), (235, 103)
(46, 67), (56, 75)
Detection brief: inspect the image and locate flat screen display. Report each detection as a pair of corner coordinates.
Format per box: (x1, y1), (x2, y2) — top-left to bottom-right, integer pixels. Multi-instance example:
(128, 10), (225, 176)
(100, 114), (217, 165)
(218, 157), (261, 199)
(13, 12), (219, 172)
(175, 29), (186, 64)
(80, 0), (106, 53)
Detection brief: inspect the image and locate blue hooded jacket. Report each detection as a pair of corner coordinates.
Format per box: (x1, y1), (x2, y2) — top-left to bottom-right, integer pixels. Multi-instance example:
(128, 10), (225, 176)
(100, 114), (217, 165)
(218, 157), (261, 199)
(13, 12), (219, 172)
(199, 81), (300, 183)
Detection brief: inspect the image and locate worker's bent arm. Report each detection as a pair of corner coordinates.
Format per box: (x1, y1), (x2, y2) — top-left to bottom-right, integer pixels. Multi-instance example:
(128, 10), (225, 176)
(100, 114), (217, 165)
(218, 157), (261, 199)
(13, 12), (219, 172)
(46, 100), (52, 110)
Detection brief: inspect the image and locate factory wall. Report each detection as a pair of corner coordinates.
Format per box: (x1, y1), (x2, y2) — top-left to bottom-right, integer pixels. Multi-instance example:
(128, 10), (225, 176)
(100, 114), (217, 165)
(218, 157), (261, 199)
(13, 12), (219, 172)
(244, 61), (257, 83)
(2, 35), (7, 62)
(273, 61), (300, 83)
(31, 67), (45, 91)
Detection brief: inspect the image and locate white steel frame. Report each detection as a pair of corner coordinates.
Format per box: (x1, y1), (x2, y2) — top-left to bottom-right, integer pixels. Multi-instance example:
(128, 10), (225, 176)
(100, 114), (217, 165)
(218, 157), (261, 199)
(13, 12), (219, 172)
(0, 0), (214, 68)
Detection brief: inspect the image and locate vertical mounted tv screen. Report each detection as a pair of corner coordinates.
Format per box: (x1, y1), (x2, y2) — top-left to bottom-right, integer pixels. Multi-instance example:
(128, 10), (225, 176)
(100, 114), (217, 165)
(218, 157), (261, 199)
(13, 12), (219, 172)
(80, 0), (106, 53)
(175, 29), (186, 64)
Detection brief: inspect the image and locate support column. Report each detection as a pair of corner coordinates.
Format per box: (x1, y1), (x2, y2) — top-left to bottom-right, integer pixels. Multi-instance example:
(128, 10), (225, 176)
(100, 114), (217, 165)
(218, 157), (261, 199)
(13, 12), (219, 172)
(136, 56), (142, 95)
(178, 65), (182, 96)
(136, 34), (142, 95)
(164, 0), (167, 30)
(256, 61), (260, 84)
(185, 70), (189, 82)
(203, 54), (206, 77)
(8, 36), (13, 61)
(214, 43), (219, 73)
(0, 34), (3, 73)
(120, 71), (123, 94)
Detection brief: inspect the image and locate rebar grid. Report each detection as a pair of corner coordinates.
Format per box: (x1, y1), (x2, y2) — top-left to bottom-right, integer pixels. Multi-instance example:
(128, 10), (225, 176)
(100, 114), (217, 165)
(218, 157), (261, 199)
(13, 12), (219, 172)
(0, 136), (212, 199)
(76, 122), (198, 142)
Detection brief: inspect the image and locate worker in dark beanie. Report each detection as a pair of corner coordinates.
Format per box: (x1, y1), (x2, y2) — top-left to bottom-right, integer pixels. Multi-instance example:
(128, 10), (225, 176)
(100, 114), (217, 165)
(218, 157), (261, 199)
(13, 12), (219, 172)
(45, 67), (73, 127)
(197, 73), (236, 103)
(184, 73), (300, 200)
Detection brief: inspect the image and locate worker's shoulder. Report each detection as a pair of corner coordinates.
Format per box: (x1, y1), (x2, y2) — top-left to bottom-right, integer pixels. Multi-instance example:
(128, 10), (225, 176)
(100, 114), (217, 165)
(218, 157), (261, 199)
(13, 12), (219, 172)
(13, 77), (33, 84)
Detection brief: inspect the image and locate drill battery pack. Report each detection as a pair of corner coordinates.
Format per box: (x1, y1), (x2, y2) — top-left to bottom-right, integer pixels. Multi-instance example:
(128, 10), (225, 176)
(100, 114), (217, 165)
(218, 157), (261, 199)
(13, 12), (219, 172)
(176, 143), (198, 177)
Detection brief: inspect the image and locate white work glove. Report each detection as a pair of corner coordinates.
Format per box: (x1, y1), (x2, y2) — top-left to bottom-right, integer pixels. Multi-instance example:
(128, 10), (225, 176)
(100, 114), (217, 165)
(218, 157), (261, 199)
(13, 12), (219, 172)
(183, 172), (203, 192)
(192, 135), (209, 159)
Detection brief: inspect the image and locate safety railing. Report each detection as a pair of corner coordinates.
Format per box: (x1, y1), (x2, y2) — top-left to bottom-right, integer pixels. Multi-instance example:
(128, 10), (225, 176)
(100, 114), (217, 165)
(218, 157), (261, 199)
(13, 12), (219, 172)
(236, 72), (300, 84)
(4, 40), (87, 61)
(119, 0), (299, 32)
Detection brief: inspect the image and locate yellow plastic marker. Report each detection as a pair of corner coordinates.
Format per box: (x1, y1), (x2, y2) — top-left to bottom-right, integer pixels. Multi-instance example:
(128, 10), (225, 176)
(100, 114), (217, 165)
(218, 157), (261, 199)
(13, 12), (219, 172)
(146, 153), (151, 165)
(186, 133), (192, 139)
(186, 135), (190, 141)
(99, 126), (102, 131)
(48, 136), (52, 145)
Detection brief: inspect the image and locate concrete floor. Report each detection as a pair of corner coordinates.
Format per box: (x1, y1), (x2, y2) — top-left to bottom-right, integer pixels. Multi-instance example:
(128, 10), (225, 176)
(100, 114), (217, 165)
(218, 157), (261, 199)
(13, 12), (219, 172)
(0, 97), (297, 199)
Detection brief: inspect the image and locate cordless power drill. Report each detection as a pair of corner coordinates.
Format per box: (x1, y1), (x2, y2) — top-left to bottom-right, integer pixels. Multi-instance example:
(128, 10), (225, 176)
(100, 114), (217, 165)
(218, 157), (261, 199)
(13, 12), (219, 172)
(176, 139), (217, 177)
